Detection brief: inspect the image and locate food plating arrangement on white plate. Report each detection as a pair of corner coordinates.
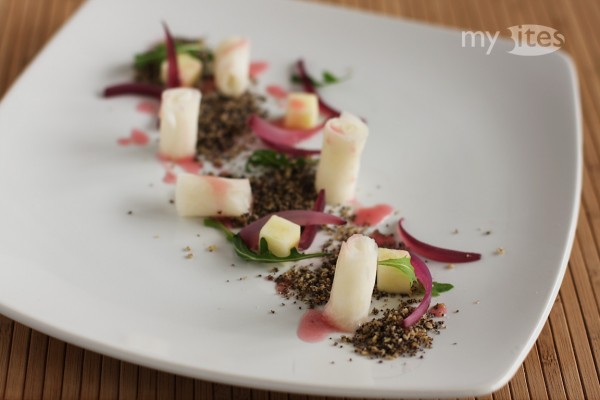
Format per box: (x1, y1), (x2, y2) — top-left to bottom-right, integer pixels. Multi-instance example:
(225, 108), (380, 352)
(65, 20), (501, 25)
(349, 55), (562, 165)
(0, 0), (581, 397)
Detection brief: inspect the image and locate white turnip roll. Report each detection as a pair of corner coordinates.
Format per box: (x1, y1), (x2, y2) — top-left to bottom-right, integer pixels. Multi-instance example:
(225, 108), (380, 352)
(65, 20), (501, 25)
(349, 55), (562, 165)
(323, 234), (378, 332)
(315, 112), (369, 205)
(176, 173), (252, 217)
(159, 88), (201, 160)
(214, 37), (250, 98)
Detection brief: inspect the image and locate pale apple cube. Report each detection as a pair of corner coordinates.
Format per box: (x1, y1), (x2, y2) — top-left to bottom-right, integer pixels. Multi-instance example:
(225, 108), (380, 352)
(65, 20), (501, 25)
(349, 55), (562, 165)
(377, 248), (413, 294)
(259, 215), (301, 257)
(160, 53), (203, 87)
(284, 93), (319, 129)
(176, 173), (251, 217)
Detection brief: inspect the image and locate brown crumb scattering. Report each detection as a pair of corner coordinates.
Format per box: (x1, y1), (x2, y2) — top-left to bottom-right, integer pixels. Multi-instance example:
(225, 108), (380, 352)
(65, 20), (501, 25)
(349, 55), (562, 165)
(340, 301), (445, 359)
(495, 247), (505, 255)
(184, 253), (193, 259)
(207, 245), (217, 252)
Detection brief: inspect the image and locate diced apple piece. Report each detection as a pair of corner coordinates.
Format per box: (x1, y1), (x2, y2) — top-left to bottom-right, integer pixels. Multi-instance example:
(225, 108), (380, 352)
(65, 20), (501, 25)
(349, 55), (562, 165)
(259, 215), (301, 257)
(160, 53), (203, 87)
(284, 93), (319, 129)
(214, 37), (250, 97)
(315, 112), (369, 205)
(323, 234), (378, 332)
(176, 173), (251, 217)
(377, 248), (412, 294)
(159, 88), (202, 160)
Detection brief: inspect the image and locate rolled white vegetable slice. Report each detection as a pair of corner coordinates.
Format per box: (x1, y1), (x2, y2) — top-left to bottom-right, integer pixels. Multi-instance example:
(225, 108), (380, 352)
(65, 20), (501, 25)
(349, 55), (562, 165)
(315, 112), (369, 205)
(323, 234), (378, 332)
(214, 37), (250, 98)
(176, 173), (252, 217)
(159, 88), (202, 160)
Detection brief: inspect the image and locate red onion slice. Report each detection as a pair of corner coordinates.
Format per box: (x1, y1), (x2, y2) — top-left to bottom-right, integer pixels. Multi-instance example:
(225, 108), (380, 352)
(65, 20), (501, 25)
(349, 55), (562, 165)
(103, 83), (164, 99)
(298, 190), (326, 250)
(239, 210), (345, 250)
(248, 115), (324, 146)
(398, 218), (481, 263)
(402, 252), (432, 328)
(296, 59), (341, 118)
(162, 22), (181, 88)
(260, 138), (321, 157)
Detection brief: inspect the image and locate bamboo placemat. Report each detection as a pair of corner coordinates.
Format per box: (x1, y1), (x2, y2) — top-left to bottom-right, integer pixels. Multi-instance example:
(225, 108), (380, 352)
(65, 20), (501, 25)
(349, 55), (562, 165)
(0, 0), (599, 399)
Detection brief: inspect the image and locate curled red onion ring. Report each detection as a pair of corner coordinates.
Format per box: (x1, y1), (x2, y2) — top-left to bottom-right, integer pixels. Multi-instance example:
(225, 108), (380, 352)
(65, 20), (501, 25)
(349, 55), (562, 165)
(298, 190), (326, 250)
(402, 252), (432, 328)
(162, 22), (180, 88)
(296, 59), (341, 118)
(260, 138), (320, 157)
(103, 83), (164, 99)
(398, 218), (481, 263)
(239, 210), (345, 250)
(248, 114), (324, 146)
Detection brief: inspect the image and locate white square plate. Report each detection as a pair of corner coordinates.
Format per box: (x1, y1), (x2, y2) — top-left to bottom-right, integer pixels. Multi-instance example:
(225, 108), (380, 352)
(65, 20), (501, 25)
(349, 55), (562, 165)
(0, 0), (581, 397)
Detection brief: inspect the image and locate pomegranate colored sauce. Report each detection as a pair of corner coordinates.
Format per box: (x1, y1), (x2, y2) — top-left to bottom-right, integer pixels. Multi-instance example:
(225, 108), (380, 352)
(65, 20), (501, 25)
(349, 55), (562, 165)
(249, 61), (269, 79)
(429, 303), (447, 317)
(117, 129), (150, 146)
(136, 100), (160, 115)
(162, 169), (177, 184)
(177, 159), (202, 174)
(297, 309), (341, 342)
(266, 84), (288, 100)
(354, 204), (394, 226)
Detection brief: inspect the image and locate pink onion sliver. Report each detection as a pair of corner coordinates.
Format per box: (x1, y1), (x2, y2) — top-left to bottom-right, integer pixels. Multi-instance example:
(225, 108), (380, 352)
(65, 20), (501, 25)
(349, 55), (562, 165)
(298, 190), (326, 250)
(261, 138), (321, 157)
(248, 115), (325, 146)
(239, 210), (346, 250)
(402, 252), (433, 328)
(296, 59), (341, 118)
(397, 218), (482, 263)
(103, 83), (164, 99)
(162, 22), (181, 88)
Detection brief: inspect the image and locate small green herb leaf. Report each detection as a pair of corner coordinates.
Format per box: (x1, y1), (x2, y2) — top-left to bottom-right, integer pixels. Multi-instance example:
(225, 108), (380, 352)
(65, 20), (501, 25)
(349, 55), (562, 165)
(205, 218), (325, 263)
(134, 42), (204, 68)
(378, 257), (417, 284)
(431, 282), (454, 297)
(245, 149), (312, 172)
(290, 69), (349, 88)
(204, 218), (234, 241)
(322, 70), (340, 84)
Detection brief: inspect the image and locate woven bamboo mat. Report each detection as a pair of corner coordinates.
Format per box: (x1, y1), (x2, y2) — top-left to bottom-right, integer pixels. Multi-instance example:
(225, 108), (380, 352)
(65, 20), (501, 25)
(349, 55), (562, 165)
(0, 0), (599, 399)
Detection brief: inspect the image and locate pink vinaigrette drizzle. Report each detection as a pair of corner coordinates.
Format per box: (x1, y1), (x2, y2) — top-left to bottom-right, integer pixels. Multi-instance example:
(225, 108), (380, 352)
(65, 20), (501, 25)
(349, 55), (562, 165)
(158, 154), (203, 184)
(266, 84), (288, 100)
(297, 309), (341, 342)
(354, 204), (394, 226)
(249, 61), (269, 79)
(136, 100), (160, 115)
(117, 129), (150, 146)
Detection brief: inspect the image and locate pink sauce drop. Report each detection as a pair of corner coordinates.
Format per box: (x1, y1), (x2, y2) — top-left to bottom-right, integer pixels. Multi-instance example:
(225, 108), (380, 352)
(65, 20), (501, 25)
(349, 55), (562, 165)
(297, 309), (341, 343)
(354, 204), (394, 226)
(117, 129), (150, 146)
(130, 129), (149, 145)
(266, 84), (288, 100)
(177, 159), (202, 174)
(163, 169), (177, 184)
(429, 303), (447, 317)
(249, 61), (269, 79)
(136, 100), (160, 115)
